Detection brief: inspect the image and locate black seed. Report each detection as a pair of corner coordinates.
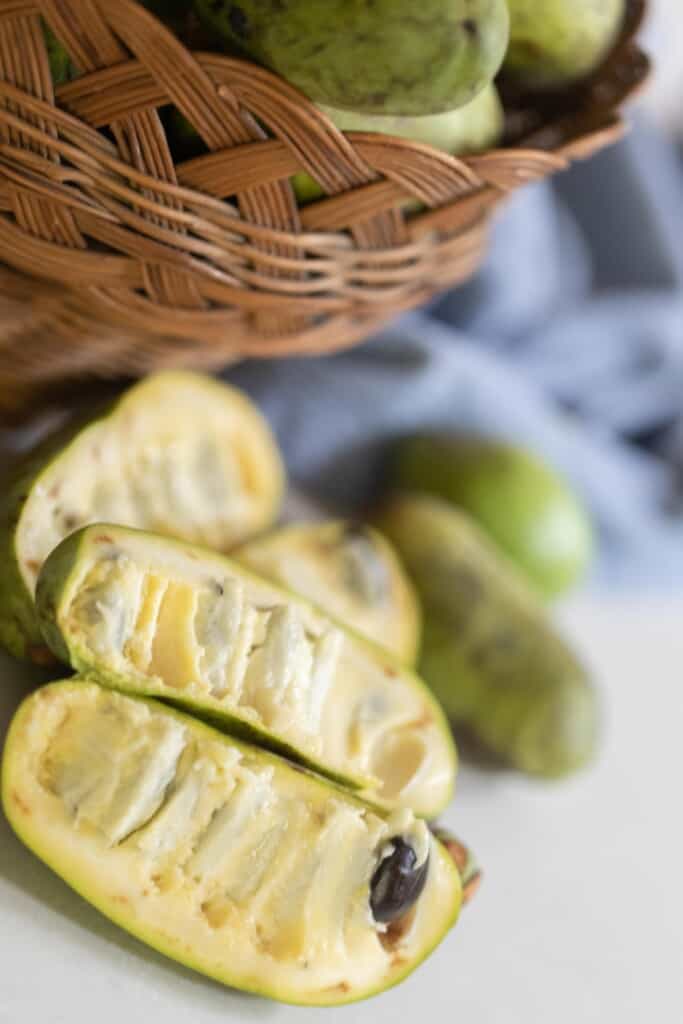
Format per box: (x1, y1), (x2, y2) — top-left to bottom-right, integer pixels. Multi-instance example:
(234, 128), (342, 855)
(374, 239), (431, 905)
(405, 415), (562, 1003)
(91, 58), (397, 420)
(463, 19), (478, 39)
(370, 838), (430, 925)
(228, 5), (249, 38)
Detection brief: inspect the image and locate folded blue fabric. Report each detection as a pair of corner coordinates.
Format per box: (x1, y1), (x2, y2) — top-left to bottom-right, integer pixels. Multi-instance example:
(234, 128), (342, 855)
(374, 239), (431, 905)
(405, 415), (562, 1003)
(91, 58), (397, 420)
(228, 118), (683, 591)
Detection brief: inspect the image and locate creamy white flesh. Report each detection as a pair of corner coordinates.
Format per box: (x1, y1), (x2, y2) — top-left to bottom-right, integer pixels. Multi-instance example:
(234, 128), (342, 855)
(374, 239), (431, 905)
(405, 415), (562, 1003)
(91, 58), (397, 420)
(235, 523), (420, 664)
(51, 527), (454, 814)
(17, 372), (283, 595)
(3, 683), (460, 1004)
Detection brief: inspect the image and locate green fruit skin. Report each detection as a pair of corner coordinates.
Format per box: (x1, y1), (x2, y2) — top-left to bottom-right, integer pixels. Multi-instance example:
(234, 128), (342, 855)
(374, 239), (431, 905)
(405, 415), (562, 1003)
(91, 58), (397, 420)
(390, 436), (593, 600)
(504, 0), (625, 90)
(195, 0), (510, 116)
(292, 86), (504, 204)
(291, 171), (326, 206)
(376, 495), (599, 779)
(430, 826), (482, 901)
(42, 20), (77, 86)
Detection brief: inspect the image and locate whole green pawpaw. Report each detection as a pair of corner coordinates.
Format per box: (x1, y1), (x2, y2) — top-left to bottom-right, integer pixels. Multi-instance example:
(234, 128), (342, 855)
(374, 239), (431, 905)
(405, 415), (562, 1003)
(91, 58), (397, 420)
(389, 436), (593, 600)
(317, 85), (504, 153)
(376, 495), (599, 780)
(292, 85), (503, 204)
(195, 0), (510, 115)
(504, 0), (625, 91)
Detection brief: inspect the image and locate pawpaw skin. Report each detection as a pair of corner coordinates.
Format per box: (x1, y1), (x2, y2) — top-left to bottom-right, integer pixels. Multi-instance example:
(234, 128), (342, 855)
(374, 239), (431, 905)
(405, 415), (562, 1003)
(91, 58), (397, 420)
(375, 494), (600, 780)
(194, 0), (510, 116)
(503, 0), (626, 90)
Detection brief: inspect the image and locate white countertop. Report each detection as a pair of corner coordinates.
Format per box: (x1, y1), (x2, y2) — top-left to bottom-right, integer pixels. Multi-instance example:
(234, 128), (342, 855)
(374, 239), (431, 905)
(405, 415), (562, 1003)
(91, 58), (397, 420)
(1, 597), (682, 1023)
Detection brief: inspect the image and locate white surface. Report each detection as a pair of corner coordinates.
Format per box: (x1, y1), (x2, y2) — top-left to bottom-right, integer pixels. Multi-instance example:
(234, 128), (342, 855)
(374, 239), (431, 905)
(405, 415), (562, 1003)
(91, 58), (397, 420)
(641, 0), (683, 138)
(1, 598), (682, 1023)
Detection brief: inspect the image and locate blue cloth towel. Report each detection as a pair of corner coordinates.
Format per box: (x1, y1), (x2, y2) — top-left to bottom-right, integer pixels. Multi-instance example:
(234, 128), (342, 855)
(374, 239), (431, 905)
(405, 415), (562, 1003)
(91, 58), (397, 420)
(228, 117), (683, 591)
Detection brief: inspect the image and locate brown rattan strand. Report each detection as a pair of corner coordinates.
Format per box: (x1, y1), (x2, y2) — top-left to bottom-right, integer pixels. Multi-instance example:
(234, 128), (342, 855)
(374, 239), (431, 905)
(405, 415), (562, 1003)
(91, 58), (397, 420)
(0, 0), (650, 420)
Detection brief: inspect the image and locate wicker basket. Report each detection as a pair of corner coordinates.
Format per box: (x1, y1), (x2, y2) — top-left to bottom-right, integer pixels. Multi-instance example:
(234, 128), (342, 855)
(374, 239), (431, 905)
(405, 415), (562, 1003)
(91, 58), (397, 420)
(0, 0), (649, 419)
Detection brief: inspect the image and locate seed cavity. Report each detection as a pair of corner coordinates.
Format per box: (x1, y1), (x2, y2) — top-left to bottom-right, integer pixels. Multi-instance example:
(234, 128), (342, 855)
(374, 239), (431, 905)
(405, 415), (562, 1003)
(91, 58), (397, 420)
(69, 559), (342, 745)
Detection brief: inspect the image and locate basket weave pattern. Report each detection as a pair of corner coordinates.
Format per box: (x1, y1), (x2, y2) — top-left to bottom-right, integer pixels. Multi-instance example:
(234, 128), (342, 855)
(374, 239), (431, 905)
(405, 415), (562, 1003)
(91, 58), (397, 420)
(0, 0), (649, 415)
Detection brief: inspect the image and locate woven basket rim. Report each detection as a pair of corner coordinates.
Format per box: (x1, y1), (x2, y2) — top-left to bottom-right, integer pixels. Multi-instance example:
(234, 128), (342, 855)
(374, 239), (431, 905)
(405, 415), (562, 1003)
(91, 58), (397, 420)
(0, 0), (650, 421)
